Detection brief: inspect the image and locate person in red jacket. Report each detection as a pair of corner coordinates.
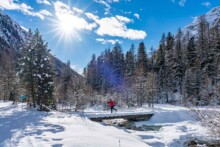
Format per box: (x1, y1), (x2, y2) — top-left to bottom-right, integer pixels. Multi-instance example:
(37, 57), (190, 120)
(108, 99), (117, 113)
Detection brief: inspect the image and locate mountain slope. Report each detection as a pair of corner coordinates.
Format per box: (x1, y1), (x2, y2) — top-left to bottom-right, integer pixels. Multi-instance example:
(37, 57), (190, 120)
(182, 6), (220, 37)
(0, 10), (82, 78)
(0, 10), (27, 51)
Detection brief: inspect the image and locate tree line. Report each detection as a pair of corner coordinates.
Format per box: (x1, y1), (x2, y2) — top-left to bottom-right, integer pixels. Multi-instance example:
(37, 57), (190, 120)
(84, 15), (220, 106)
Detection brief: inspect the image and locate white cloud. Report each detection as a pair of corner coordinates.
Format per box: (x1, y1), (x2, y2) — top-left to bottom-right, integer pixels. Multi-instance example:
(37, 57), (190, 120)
(85, 12), (100, 21)
(0, 0), (52, 19)
(54, 1), (97, 30)
(0, 1), (30, 10)
(172, 0), (186, 7)
(31, 9), (52, 19)
(96, 38), (122, 44)
(202, 2), (211, 8)
(134, 13), (140, 19)
(123, 11), (132, 15)
(86, 13), (146, 40)
(38, 9), (52, 16)
(94, 0), (110, 7)
(71, 65), (83, 75)
(93, 0), (111, 15)
(107, 0), (120, 3)
(179, 0), (186, 6)
(54, 1), (70, 14)
(36, 0), (51, 5)
(94, 0), (131, 15)
(73, 7), (83, 14)
(116, 15), (133, 23)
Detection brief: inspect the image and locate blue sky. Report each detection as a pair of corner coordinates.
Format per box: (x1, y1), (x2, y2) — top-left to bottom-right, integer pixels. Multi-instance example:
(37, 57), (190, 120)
(0, 0), (220, 74)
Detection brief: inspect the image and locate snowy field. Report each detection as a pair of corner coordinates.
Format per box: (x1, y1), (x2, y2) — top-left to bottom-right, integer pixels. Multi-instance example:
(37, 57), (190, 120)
(0, 101), (213, 147)
(130, 105), (209, 146)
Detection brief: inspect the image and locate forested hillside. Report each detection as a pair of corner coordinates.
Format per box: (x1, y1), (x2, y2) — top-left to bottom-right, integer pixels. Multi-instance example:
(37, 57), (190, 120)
(0, 11), (83, 107)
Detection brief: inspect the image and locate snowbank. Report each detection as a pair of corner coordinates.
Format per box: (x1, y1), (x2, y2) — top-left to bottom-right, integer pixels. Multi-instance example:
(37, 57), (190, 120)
(83, 104), (211, 146)
(0, 101), (148, 147)
(132, 104), (209, 146)
(136, 104), (196, 126)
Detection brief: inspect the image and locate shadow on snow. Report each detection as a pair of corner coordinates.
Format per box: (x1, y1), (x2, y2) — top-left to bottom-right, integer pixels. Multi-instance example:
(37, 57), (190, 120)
(0, 105), (64, 146)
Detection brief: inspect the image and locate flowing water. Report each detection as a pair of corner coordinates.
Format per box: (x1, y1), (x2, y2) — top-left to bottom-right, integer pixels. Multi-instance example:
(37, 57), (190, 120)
(102, 119), (162, 131)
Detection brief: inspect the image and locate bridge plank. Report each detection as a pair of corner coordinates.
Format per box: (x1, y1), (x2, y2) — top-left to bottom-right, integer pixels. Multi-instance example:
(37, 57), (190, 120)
(88, 113), (154, 122)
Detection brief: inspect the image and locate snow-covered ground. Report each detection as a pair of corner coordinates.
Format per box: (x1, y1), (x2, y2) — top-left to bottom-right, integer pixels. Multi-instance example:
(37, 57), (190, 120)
(0, 101), (147, 147)
(131, 105), (208, 146)
(0, 101), (212, 147)
(84, 104), (211, 146)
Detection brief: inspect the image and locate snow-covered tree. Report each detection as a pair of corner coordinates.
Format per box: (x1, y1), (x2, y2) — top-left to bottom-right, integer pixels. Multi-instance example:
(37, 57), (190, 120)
(125, 44), (136, 86)
(0, 51), (20, 102)
(173, 29), (184, 94)
(156, 34), (167, 102)
(19, 29), (55, 110)
(136, 42), (148, 76)
(18, 29), (38, 107)
(34, 30), (55, 109)
(165, 32), (175, 92)
(112, 43), (124, 89)
(187, 37), (197, 67)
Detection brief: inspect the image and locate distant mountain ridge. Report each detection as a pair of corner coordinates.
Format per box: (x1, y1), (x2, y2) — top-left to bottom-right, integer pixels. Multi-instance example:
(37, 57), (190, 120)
(182, 6), (220, 37)
(0, 10), (27, 51)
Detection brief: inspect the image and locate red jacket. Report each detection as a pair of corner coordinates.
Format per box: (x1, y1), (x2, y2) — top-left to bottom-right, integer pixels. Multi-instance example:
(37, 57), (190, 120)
(108, 100), (116, 107)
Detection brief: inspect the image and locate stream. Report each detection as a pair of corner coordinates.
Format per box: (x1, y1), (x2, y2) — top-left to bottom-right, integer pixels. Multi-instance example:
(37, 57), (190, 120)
(102, 119), (162, 131)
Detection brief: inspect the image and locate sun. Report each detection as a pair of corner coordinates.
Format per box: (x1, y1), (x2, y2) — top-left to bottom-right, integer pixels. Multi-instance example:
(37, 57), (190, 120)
(58, 13), (76, 35)
(48, 10), (83, 45)
(51, 12), (82, 44)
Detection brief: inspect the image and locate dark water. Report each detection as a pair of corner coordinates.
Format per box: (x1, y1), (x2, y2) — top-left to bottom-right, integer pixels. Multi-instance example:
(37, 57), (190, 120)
(184, 139), (220, 147)
(127, 125), (162, 131)
(102, 119), (162, 131)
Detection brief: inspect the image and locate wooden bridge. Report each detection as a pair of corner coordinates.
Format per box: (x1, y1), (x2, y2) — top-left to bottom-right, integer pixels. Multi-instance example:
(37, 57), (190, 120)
(87, 112), (154, 122)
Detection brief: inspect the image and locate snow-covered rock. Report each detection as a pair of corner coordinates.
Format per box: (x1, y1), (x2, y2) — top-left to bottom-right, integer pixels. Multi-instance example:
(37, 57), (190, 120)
(0, 11), (28, 50)
(182, 6), (220, 38)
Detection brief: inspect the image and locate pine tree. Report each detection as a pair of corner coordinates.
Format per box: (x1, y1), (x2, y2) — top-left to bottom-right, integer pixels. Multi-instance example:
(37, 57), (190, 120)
(86, 54), (97, 90)
(134, 42), (148, 105)
(125, 44), (135, 86)
(97, 54), (105, 92)
(112, 43), (124, 89)
(148, 46), (156, 71)
(145, 72), (157, 107)
(187, 37), (197, 67)
(156, 34), (166, 102)
(185, 58), (201, 105)
(0, 51), (18, 102)
(136, 42), (148, 76)
(196, 16), (210, 104)
(60, 60), (73, 105)
(165, 32), (175, 93)
(173, 29), (184, 94)
(33, 30), (55, 109)
(197, 15), (209, 68)
(19, 29), (55, 109)
(103, 48), (113, 91)
(207, 26), (220, 81)
(18, 29), (37, 107)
